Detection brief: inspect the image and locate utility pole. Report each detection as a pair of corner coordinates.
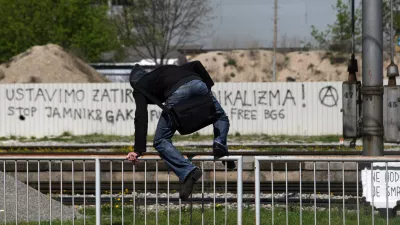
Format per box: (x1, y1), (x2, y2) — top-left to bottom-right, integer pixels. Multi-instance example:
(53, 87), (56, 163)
(362, 0), (384, 156)
(272, 0), (278, 82)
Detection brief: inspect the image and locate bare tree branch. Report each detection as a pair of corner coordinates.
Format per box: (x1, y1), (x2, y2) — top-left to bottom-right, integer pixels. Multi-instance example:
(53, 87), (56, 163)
(112, 0), (213, 65)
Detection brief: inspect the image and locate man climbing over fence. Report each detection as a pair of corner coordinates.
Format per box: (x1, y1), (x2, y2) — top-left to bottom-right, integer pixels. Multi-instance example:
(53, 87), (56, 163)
(126, 61), (235, 200)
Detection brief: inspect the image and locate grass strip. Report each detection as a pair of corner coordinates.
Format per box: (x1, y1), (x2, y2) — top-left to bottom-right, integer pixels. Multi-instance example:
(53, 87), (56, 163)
(4, 206), (399, 225)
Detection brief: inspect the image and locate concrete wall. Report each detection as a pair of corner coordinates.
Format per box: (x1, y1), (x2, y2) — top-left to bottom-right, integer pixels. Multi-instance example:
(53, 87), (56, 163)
(0, 82), (343, 137)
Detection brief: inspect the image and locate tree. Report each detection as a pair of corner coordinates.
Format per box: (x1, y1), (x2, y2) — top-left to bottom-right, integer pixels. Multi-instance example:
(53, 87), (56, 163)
(310, 0), (362, 52)
(310, 25), (331, 49)
(310, 0), (400, 53)
(382, 0), (400, 52)
(0, 0), (118, 63)
(112, 0), (214, 65)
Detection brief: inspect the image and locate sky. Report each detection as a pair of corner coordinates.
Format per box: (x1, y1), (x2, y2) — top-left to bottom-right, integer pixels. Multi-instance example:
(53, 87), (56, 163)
(198, 0), (362, 48)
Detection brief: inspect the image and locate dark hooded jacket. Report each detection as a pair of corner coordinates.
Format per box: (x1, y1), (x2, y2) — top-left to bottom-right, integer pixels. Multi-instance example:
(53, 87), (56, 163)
(129, 61), (214, 153)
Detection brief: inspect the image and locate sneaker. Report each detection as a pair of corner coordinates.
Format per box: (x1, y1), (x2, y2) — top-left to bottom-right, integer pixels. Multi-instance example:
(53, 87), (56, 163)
(179, 167), (202, 200)
(213, 142), (236, 170)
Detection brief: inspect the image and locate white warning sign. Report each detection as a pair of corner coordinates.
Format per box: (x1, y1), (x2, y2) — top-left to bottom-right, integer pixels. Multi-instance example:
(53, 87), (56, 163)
(362, 162), (400, 209)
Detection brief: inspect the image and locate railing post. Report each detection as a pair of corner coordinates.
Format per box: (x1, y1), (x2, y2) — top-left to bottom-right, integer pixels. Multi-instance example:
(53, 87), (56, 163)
(95, 158), (101, 225)
(237, 156), (243, 225)
(255, 157), (260, 225)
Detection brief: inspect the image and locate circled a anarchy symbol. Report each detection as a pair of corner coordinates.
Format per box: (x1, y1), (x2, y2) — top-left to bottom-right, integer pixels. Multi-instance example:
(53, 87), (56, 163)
(319, 86), (338, 107)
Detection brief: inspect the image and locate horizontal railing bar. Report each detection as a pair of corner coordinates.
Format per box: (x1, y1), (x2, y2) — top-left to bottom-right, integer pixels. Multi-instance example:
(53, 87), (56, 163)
(255, 156), (400, 162)
(0, 156), (241, 161)
(3, 151), (400, 157)
(0, 143), (352, 149)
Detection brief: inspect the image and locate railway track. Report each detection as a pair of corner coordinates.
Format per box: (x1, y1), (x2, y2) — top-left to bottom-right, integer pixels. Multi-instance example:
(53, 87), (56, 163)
(0, 143), (361, 151)
(29, 182), (362, 194)
(51, 196), (363, 207)
(23, 181), (366, 207)
(0, 143), (399, 155)
(0, 143), (352, 149)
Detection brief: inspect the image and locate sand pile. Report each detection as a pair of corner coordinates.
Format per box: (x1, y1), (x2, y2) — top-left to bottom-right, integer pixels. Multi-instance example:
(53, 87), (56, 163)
(277, 51), (355, 82)
(188, 50), (400, 82)
(0, 44), (109, 83)
(188, 50), (286, 82)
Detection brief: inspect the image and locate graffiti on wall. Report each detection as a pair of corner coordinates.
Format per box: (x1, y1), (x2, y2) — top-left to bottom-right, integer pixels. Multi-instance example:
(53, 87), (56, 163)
(0, 82), (343, 136)
(210, 84), (339, 121)
(319, 86), (339, 107)
(211, 89), (296, 121)
(5, 87), (136, 123)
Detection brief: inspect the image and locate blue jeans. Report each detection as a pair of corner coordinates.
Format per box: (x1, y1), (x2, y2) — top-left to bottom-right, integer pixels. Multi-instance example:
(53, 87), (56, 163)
(153, 80), (230, 182)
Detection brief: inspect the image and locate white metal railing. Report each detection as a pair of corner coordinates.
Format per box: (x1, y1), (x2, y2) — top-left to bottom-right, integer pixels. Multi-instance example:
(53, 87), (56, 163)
(254, 156), (400, 225)
(0, 155), (243, 225)
(4, 154), (400, 224)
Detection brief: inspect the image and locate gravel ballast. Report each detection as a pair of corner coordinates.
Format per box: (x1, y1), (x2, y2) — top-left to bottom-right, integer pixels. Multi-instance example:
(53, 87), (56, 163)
(0, 171), (80, 222)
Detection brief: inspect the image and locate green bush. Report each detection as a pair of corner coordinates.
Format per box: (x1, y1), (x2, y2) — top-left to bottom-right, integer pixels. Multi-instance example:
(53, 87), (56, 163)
(227, 58), (237, 67)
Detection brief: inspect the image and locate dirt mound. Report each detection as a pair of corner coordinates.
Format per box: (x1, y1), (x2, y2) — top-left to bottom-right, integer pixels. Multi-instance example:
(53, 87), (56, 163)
(188, 50), (286, 82)
(188, 50), (399, 82)
(0, 44), (109, 83)
(278, 51), (355, 82)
